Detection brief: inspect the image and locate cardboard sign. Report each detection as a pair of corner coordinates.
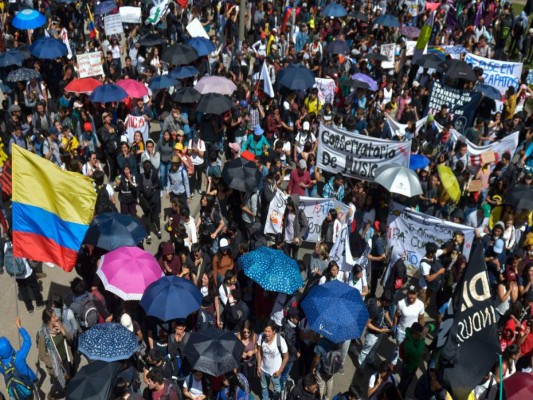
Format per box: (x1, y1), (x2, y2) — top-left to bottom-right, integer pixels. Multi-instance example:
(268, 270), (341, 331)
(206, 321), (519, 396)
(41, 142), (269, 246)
(186, 18), (209, 39)
(480, 151), (496, 165)
(77, 52), (104, 78)
(104, 14), (124, 36)
(467, 180), (483, 192)
(119, 6), (142, 23)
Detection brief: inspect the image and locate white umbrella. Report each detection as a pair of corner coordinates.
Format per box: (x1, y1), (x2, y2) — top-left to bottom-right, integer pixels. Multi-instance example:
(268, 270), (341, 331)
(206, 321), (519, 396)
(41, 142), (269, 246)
(194, 76), (237, 95)
(374, 164), (423, 197)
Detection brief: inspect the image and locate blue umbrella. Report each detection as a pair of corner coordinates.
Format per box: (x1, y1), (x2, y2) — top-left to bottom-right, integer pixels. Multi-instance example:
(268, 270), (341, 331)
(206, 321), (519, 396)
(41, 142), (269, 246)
(475, 84), (501, 101)
(278, 64), (315, 91)
(187, 37), (216, 57)
(78, 323), (139, 362)
(238, 247), (304, 294)
(409, 154), (430, 171)
(322, 3), (347, 18)
(140, 276), (203, 321)
(0, 50), (25, 68)
(170, 66), (199, 79)
(12, 9), (47, 30)
(83, 212), (147, 251)
(301, 280), (369, 343)
(89, 83), (128, 103)
(149, 75), (178, 90)
(94, 0), (117, 16)
(30, 37), (68, 59)
(375, 14), (401, 28)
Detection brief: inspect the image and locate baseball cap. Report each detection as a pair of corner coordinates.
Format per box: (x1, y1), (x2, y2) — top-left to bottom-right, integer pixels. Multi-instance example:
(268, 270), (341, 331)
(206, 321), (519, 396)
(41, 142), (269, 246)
(493, 238), (504, 254)
(229, 142), (241, 153)
(481, 203), (491, 218)
(427, 114), (435, 122)
(73, 101), (83, 109)
(260, 32), (267, 39)
(102, 112), (110, 121)
(298, 159), (307, 169)
(302, 121), (310, 131)
(8, 104), (21, 113)
(120, 314), (134, 332)
(177, 129), (185, 136)
(254, 125), (264, 136)
(407, 285), (417, 294)
(219, 238), (230, 250)
(83, 122), (93, 131)
(174, 142), (184, 151)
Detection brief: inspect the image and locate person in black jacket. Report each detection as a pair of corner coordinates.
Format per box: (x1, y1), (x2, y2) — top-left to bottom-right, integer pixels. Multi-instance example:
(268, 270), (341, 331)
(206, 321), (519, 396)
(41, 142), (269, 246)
(99, 112), (120, 180)
(137, 160), (162, 245)
(288, 374), (320, 400)
(281, 308), (300, 393)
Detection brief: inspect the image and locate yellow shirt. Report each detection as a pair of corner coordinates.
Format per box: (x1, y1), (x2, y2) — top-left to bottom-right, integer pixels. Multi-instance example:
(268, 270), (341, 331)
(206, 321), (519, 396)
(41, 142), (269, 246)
(304, 96), (322, 115)
(61, 135), (80, 156)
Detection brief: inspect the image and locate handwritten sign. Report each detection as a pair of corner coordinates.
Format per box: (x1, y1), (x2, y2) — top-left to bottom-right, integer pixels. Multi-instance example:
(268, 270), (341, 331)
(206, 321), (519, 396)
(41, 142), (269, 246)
(77, 52), (104, 78)
(119, 6), (142, 23)
(104, 14), (124, 36)
(381, 43), (396, 69)
(314, 78), (336, 105)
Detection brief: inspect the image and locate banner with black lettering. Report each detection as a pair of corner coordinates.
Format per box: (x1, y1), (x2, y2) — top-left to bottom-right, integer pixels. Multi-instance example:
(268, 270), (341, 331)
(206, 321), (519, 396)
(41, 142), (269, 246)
(424, 80), (482, 133)
(317, 124), (411, 181)
(437, 243), (500, 400)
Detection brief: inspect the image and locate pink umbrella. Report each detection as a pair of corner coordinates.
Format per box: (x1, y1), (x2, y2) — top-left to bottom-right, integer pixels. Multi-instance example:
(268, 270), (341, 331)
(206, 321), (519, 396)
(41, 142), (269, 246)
(97, 246), (163, 300)
(116, 79), (149, 99)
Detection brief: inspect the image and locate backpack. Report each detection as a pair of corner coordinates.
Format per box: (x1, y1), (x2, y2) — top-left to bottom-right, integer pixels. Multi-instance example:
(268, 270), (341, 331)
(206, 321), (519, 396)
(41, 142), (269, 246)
(422, 258), (445, 292)
(71, 295), (100, 330)
(261, 333), (283, 357)
(162, 379), (184, 400)
(501, 16), (512, 40)
(197, 309), (215, 330)
(141, 172), (155, 199)
(298, 209), (309, 241)
(282, 293), (300, 319)
(3, 242), (27, 278)
(95, 185), (116, 215)
(321, 345), (343, 376)
(0, 355), (35, 400)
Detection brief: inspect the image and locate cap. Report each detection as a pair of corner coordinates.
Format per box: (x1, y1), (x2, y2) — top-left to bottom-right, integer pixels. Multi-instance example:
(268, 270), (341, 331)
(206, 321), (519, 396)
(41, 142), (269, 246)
(251, 95), (259, 102)
(239, 99), (248, 108)
(120, 314), (134, 332)
(529, 28), (533, 33)
(260, 32), (267, 39)
(493, 238), (504, 254)
(302, 121), (310, 131)
(102, 112), (110, 121)
(427, 114), (435, 122)
(171, 155), (181, 163)
(254, 125), (264, 136)
(272, 28), (278, 33)
(302, 2), (307, 7)
(407, 285), (417, 294)
(298, 159), (307, 169)
(83, 122), (93, 131)
(177, 129), (185, 136)
(412, 81), (420, 88)
(8, 104), (21, 113)
(229, 142), (241, 153)
(219, 237), (230, 250)
(481, 203), (491, 218)
(73, 101), (83, 109)
(174, 142), (184, 151)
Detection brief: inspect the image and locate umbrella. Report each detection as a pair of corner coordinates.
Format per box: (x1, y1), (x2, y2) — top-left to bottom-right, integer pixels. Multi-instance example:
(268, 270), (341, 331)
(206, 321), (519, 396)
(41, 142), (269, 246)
(277, 64), (315, 91)
(238, 247), (304, 294)
(444, 59), (477, 81)
(97, 246), (163, 300)
(436, 164), (461, 203)
(375, 14), (401, 28)
(503, 372), (533, 400)
(138, 33), (166, 47)
(78, 323), (139, 362)
(221, 157), (264, 193)
(183, 328), (245, 376)
(365, 52), (389, 62)
(116, 79), (148, 98)
(89, 83), (128, 103)
(187, 37), (216, 57)
(505, 185), (533, 210)
(475, 84), (502, 101)
(65, 77), (103, 94)
(0, 50), (25, 67)
(374, 164), (423, 197)
(171, 87), (201, 103)
(66, 361), (121, 400)
(341, 79), (371, 90)
(12, 9), (46, 30)
(94, 0), (117, 16)
(349, 11), (368, 21)
(196, 93), (232, 114)
(409, 154), (430, 171)
(301, 280), (369, 343)
(30, 36), (68, 59)
(140, 276), (203, 321)
(7, 67), (39, 82)
(322, 3), (347, 18)
(170, 66), (199, 79)
(351, 73), (378, 91)
(400, 26), (421, 39)
(149, 75), (178, 90)
(194, 76), (237, 95)
(83, 212), (147, 251)
(415, 53), (446, 69)
(162, 43), (198, 65)
(326, 40), (350, 55)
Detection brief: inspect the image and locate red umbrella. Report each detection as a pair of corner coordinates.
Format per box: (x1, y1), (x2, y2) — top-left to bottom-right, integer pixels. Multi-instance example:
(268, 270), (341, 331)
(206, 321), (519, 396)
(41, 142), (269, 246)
(116, 79), (148, 99)
(65, 77), (102, 94)
(504, 372), (533, 400)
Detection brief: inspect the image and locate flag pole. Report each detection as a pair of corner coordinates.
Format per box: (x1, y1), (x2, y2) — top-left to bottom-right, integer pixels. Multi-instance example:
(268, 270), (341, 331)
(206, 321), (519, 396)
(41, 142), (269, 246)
(499, 354), (503, 400)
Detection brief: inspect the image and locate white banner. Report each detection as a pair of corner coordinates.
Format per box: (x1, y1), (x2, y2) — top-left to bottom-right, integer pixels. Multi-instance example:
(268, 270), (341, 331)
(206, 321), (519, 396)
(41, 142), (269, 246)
(406, 41), (416, 57)
(386, 115), (428, 138)
(77, 52), (104, 78)
(186, 18), (210, 39)
(387, 202), (475, 277)
(104, 14), (124, 36)
(381, 43), (396, 69)
(125, 114), (150, 143)
(119, 6), (142, 24)
(314, 78), (336, 105)
(317, 124), (411, 181)
(464, 52), (522, 94)
(263, 190), (350, 243)
(60, 28), (72, 59)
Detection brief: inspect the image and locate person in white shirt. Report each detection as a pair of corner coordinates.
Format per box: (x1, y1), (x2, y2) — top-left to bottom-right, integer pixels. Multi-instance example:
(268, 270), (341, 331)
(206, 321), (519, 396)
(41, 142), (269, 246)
(256, 320), (289, 400)
(418, 242), (445, 308)
(346, 264), (369, 299)
(182, 370), (208, 400)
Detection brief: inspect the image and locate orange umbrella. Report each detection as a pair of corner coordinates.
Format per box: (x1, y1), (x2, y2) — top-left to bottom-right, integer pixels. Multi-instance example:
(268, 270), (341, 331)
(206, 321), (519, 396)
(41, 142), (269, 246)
(65, 77), (102, 94)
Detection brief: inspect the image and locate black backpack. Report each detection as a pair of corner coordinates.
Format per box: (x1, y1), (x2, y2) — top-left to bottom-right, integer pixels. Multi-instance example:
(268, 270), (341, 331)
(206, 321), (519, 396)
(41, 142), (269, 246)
(321, 345), (343, 376)
(422, 258), (445, 292)
(95, 185), (116, 215)
(70, 295), (100, 331)
(140, 172), (155, 199)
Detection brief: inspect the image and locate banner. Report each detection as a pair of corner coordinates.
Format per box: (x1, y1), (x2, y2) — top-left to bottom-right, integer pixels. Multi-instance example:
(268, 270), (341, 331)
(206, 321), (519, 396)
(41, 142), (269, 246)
(405, 41), (416, 57)
(386, 202), (475, 277)
(317, 124), (411, 181)
(60, 28), (72, 59)
(186, 18), (210, 39)
(464, 52), (522, 94)
(425, 80), (482, 133)
(104, 14), (124, 36)
(314, 78), (336, 105)
(125, 115), (150, 143)
(386, 115), (428, 138)
(261, 61), (274, 98)
(263, 190), (350, 243)
(119, 6), (142, 24)
(77, 52), (104, 78)
(380, 43), (396, 69)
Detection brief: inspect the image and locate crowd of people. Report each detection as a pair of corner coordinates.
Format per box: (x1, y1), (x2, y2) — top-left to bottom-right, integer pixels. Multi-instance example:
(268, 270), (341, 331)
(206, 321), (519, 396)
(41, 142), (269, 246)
(0, 0), (533, 400)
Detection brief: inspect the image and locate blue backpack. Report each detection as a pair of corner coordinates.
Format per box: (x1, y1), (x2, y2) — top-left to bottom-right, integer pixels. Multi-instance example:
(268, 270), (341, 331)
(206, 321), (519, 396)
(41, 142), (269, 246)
(0, 355), (35, 400)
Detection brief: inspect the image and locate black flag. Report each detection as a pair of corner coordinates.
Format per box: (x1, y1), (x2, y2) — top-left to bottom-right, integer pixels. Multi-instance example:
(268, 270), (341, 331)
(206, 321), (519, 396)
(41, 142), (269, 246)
(437, 242), (500, 400)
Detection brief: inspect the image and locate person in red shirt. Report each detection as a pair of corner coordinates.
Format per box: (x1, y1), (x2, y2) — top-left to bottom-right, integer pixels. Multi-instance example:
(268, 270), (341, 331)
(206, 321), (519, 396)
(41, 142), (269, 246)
(288, 159), (311, 196)
(146, 367), (182, 400)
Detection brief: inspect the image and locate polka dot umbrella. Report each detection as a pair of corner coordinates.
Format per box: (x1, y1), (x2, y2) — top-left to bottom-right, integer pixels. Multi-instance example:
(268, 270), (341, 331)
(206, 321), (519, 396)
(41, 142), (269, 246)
(78, 322), (139, 362)
(238, 246), (304, 294)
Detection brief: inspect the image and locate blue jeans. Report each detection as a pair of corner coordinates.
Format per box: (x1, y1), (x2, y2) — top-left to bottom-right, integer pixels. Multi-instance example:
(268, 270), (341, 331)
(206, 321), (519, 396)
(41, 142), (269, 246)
(260, 370), (281, 400)
(159, 161), (170, 189)
(279, 360), (294, 391)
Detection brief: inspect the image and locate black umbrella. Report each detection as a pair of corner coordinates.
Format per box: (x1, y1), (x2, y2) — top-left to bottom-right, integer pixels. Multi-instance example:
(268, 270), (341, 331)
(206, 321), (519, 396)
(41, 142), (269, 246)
(349, 11), (368, 21)
(326, 40), (350, 55)
(138, 33), (166, 47)
(66, 361), (121, 400)
(415, 53), (446, 70)
(340, 79), (371, 90)
(444, 59), (477, 81)
(196, 93), (232, 115)
(506, 185), (533, 210)
(183, 327), (245, 377)
(221, 157), (264, 193)
(83, 213), (147, 252)
(171, 87), (201, 103)
(0, 50), (24, 68)
(162, 43), (198, 66)
(278, 64), (315, 91)
(7, 67), (40, 82)
(365, 52), (389, 62)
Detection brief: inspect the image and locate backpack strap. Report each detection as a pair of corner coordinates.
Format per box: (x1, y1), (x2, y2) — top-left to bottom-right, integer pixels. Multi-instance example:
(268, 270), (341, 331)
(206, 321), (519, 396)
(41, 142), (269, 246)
(276, 333), (282, 356)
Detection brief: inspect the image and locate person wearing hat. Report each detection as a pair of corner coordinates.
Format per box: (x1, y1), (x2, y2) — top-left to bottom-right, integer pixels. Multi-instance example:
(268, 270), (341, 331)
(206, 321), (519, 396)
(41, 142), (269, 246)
(288, 159), (312, 196)
(212, 238), (235, 286)
(166, 155), (191, 207)
(242, 125), (270, 157)
(78, 121), (101, 157)
(252, 31), (268, 58)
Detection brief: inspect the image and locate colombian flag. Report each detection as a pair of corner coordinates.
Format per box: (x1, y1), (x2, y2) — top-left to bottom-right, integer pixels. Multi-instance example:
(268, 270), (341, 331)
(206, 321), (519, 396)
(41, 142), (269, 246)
(12, 145), (96, 271)
(87, 5), (98, 39)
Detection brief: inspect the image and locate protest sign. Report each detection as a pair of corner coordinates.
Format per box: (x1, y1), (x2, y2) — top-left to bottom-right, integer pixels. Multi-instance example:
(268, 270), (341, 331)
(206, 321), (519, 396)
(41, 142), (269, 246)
(317, 124), (411, 181)
(464, 52), (522, 94)
(263, 190), (350, 243)
(314, 78), (336, 105)
(329, 223), (370, 273)
(386, 202), (475, 277)
(405, 41), (416, 57)
(120, 6), (142, 23)
(425, 80), (482, 133)
(386, 115), (428, 138)
(380, 43), (395, 69)
(187, 18), (210, 39)
(77, 52), (104, 78)
(104, 14), (124, 36)
(60, 28), (72, 59)
(125, 115), (150, 143)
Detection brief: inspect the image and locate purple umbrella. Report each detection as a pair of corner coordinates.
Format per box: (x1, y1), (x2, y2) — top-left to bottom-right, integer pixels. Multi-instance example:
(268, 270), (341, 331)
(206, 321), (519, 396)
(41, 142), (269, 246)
(351, 73), (378, 91)
(400, 26), (420, 39)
